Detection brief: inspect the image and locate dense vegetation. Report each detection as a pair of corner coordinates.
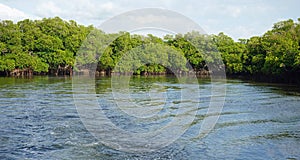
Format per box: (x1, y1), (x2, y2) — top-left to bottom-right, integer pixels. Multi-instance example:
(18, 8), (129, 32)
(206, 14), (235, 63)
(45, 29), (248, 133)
(1, 17), (300, 82)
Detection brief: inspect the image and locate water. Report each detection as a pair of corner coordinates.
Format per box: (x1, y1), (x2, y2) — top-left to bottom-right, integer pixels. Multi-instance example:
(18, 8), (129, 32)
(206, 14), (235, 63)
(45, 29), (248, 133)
(0, 76), (299, 159)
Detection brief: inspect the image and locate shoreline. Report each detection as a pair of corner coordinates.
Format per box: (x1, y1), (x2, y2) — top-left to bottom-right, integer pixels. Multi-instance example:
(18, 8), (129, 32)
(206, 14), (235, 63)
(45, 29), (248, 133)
(1, 72), (299, 85)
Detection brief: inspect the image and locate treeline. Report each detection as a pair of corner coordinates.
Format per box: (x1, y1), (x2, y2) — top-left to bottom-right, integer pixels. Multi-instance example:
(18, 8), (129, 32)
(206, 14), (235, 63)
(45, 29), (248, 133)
(1, 17), (300, 82)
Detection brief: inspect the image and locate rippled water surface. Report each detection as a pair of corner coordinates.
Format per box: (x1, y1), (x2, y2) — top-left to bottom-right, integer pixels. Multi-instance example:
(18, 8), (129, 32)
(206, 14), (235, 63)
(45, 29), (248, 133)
(0, 76), (299, 159)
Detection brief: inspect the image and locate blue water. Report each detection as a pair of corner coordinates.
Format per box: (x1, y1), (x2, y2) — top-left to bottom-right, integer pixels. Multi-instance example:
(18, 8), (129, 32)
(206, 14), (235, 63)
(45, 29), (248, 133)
(0, 76), (299, 159)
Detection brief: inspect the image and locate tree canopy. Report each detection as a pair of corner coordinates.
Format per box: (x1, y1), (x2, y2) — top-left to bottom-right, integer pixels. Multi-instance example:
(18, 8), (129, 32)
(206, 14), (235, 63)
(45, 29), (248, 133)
(0, 17), (299, 82)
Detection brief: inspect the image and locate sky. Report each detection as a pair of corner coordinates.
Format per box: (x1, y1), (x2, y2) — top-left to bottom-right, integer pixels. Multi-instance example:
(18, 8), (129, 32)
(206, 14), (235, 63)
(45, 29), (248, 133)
(0, 0), (299, 40)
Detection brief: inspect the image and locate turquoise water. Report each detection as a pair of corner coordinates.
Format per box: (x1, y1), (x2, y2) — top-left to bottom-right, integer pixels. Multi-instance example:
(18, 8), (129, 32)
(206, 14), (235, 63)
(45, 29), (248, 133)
(0, 76), (299, 159)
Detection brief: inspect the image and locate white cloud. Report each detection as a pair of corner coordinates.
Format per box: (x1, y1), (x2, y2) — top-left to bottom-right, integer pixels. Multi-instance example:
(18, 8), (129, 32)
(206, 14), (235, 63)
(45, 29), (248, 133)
(226, 6), (242, 18)
(100, 2), (114, 12)
(0, 3), (30, 21)
(33, 0), (123, 25)
(222, 25), (267, 41)
(1, 0), (298, 40)
(35, 1), (62, 17)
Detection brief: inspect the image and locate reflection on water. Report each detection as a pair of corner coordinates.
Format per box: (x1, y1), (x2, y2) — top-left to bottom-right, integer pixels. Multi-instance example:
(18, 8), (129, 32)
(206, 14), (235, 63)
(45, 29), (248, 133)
(0, 76), (299, 159)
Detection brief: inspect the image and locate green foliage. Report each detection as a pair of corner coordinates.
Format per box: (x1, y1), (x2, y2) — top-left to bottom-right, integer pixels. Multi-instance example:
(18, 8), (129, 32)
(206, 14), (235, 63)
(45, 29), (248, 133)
(254, 19), (299, 75)
(0, 17), (299, 80)
(0, 55), (15, 71)
(0, 17), (90, 75)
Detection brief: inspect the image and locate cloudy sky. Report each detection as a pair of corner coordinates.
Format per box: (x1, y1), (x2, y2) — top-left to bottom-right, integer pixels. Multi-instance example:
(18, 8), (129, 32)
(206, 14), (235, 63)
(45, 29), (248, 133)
(0, 0), (299, 40)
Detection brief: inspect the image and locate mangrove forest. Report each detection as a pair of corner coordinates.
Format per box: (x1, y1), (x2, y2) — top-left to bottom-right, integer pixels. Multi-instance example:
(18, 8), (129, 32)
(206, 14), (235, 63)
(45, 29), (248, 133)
(0, 17), (300, 83)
